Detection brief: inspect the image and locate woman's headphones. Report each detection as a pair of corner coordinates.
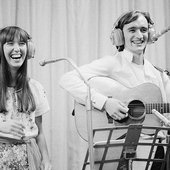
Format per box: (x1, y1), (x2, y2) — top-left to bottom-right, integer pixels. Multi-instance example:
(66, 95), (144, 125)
(110, 11), (156, 47)
(27, 39), (35, 59)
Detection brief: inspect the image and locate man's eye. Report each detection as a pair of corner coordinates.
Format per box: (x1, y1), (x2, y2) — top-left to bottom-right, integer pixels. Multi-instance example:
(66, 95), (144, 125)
(141, 28), (148, 33)
(129, 29), (136, 33)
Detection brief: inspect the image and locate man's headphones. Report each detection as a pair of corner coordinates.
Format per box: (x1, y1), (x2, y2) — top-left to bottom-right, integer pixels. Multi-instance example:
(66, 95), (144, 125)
(110, 11), (156, 47)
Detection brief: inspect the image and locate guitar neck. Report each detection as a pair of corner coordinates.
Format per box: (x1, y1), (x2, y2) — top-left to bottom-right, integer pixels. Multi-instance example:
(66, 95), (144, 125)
(146, 103), (170, 114)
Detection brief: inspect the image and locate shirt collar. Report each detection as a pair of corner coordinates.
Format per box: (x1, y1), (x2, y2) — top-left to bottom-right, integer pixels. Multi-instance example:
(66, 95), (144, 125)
(122, 49), (147, 65)
(122, 49), (157, 79)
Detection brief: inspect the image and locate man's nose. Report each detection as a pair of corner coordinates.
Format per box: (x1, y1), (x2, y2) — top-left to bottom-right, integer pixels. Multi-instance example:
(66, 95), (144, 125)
(135, 30), (143, 38)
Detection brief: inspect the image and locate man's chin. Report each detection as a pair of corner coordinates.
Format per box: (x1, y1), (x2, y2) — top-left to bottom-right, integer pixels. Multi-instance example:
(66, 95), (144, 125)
(133, 45), (146, 53)
(129, 48), (145, 55)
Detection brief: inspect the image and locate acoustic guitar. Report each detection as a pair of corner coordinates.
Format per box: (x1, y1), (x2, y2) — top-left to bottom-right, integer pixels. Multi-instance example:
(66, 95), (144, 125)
(74, 77), (170, 139)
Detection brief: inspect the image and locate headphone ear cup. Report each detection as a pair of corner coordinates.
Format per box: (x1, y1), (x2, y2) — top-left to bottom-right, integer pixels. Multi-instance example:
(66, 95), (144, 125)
(27, 40), (35, 59)
(148, 26), (156, 44)
(110, 28), (124, 46)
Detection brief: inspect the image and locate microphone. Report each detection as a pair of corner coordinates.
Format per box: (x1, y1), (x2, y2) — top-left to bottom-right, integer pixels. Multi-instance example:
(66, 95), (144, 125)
(39, 58), (64, 66)
(151, 26), (170, 43)
(152, 109), (170, 126)
(39, 57), (95, 168)
(40, 58), (89, 85)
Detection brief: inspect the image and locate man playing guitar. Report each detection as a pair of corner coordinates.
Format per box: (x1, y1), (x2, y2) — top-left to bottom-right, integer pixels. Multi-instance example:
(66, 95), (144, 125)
(59, 10), (170, 170)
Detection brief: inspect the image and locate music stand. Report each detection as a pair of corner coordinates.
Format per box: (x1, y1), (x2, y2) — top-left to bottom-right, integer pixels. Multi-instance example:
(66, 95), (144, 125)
(82, 125), (170, 170)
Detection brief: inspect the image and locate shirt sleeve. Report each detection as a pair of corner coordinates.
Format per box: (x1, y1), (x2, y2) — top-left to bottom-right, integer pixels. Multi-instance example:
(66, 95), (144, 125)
(59, 56), (115, 110)
(29, 79), (50, 117)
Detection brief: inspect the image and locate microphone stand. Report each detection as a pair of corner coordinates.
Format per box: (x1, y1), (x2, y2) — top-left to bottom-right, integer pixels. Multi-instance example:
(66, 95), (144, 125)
(40, 58), (95, 170)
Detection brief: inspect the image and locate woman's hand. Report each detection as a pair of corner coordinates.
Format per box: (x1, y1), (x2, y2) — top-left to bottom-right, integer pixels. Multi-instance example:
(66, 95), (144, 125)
(104, 98), (129, 120)
(0, 119), (25, 138)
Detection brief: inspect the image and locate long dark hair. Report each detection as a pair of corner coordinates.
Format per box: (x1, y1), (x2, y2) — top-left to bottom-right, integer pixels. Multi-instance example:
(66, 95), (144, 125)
(0, 26), (36, 113)
(114, 10), (154, 51)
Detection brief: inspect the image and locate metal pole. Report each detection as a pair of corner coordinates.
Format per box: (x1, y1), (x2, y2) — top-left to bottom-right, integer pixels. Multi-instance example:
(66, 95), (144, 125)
(86, 85), (94, 170)
(40, 57), (95, 170)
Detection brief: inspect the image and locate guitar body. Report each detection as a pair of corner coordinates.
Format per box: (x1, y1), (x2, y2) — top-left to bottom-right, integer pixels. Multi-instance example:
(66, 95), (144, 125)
(74, 77), (163, 140)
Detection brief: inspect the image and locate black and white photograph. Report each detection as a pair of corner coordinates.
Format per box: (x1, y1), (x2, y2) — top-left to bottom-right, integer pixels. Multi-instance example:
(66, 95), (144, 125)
(0, 0), (170, 170)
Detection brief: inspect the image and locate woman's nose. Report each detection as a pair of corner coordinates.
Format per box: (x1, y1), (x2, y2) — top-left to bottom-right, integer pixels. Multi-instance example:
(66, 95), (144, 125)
(13, 43), (20, 52)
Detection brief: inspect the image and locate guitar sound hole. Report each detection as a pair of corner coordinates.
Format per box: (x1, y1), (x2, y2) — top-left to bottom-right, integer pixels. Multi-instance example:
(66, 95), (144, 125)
(128, 100), (145, 120)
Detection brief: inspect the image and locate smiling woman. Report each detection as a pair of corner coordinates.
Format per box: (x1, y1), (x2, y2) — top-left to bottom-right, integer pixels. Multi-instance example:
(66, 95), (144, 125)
(3, 39), (27, 67)
(0, 26), (52, 170)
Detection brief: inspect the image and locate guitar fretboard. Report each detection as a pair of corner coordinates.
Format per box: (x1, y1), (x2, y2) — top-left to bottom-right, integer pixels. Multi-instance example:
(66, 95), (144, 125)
(146, 103), (170, 114)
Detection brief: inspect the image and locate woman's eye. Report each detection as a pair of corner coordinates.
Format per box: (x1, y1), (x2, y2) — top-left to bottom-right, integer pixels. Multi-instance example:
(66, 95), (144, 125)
(19, 42), (26, 46)
(6, 42), (14, 45)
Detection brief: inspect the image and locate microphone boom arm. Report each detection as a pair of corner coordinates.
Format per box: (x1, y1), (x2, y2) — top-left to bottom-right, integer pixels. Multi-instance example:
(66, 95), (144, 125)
(40, 58), (89, 85)
(156, 26), (170, 39)
(152, 25), (170, 42)
(40, 57), (95, 169)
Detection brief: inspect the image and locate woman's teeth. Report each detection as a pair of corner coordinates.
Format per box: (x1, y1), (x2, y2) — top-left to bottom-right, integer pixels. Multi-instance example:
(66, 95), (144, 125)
(11, 54), (21, 59)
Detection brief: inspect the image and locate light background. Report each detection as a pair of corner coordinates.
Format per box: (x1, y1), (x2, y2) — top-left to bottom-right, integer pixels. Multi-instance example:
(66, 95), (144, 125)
(0, 0), (170, 169)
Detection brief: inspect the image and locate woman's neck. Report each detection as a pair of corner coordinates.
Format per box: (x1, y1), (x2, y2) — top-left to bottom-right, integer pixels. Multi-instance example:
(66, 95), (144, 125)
(9, 70), (17, 87)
